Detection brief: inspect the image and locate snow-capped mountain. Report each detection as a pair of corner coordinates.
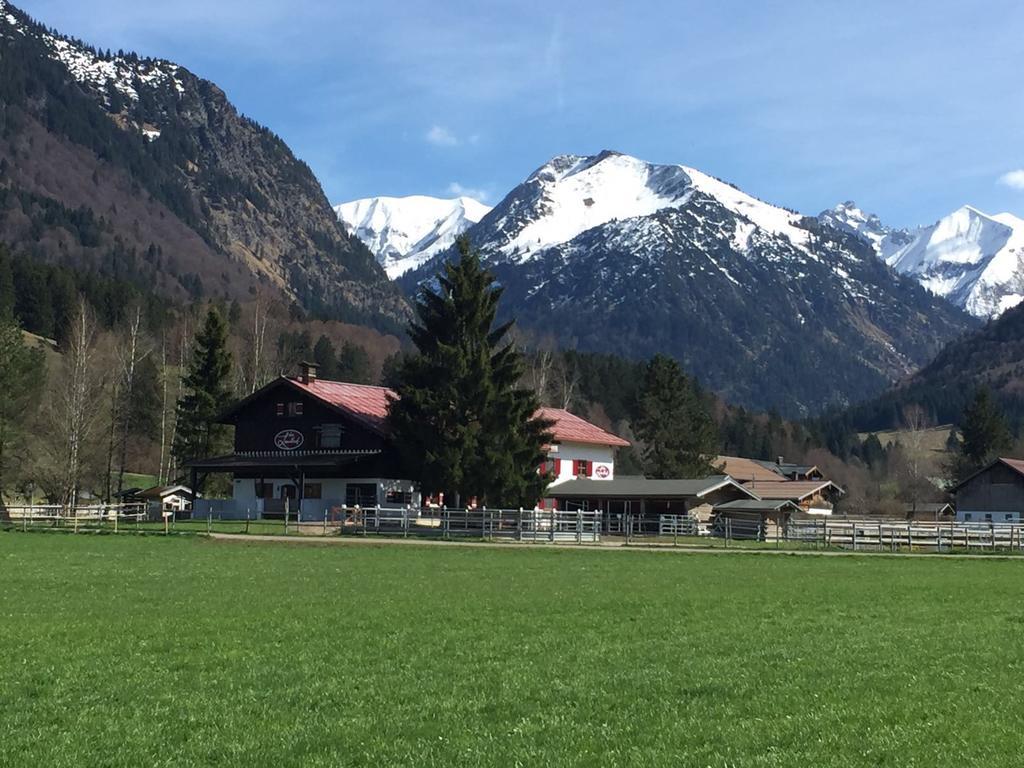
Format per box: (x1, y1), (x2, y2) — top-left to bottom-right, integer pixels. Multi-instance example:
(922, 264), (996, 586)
(817, 202), (913, 261)
(818, 202), (1024, 319)
(335, 196), (491, 279)
(400, 150), (972, 415)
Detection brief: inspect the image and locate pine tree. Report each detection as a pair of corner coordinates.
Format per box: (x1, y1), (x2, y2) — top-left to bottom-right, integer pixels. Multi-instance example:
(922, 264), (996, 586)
(336, 341), (371, 384)
(953, 387), (1012, 483)
(0, 316), (44, 505)
(172, 308), (233, 466)
(635, 354), (717, 478)
(387, 236), (552, 507)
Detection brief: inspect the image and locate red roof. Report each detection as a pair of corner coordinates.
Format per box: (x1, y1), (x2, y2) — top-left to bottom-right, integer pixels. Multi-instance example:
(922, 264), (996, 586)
(286, 379), (629, 447)
(537, 407), (630, 448)
(288, 378), (394, 433)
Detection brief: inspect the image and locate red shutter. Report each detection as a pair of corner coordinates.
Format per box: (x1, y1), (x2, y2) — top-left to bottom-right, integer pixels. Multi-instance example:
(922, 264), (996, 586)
(586, 460), (594, 477)
(554, 458), (562, 477)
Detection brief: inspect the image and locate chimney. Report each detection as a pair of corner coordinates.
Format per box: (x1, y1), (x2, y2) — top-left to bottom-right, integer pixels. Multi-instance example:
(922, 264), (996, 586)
(299, 361), (318, 385)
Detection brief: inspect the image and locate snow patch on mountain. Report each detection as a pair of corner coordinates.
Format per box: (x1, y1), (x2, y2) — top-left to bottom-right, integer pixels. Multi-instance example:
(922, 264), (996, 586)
(335, 195), (491, 279)
(818, 201), (911, 260)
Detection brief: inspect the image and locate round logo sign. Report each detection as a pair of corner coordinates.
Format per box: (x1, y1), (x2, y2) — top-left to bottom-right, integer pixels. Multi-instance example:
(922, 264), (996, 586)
(594, 464), (610, 479)
(274, 429), (304, 451)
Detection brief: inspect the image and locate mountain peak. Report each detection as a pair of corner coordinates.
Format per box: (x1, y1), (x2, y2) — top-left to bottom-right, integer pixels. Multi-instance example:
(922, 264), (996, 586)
(335, 195), (492, 279)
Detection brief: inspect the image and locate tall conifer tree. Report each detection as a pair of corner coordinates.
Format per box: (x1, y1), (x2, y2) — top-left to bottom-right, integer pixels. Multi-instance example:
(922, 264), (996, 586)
(952, 387), (1012, 483)
(173, 308), (233, 466)
(635, 354), (717, 478)
(387, 236), (552, 507)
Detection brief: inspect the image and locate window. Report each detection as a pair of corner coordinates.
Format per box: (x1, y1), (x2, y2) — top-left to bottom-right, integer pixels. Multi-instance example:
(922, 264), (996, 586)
(985, 514), (993, 522)
(304, 483), (322, 499)
(276, 402), (284, 417)
(1006, 514), (1014, 522)
(573, 459), (591, 477)
(345, 483), (377, 507)
(255, 482), (275, 499)
(964, 513), (973, 521)
(385, 490), (413, 505)
(319, 424), (344, 449)
(287, 401), (303, 417)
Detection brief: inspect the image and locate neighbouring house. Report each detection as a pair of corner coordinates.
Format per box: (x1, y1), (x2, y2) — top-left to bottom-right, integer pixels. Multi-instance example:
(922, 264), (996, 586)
(951, 458), (1024, 523)
(711, 498), (802, 540)
(137, 485), (195, 516)
(186, 363), (633, 520)
(541, 408), (630, 488)
(551, 475), (756, 524)
(714, 456), (790, 483)
(715, 455), (825, 483)
(742, 480), (844, 515)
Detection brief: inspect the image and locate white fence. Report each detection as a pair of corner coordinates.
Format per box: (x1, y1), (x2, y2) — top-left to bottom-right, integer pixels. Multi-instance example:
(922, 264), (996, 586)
(351, 506), (601, 543)
(2, 503), (150, 532)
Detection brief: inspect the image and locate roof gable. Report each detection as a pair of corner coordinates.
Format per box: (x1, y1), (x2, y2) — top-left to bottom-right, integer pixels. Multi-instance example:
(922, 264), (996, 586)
(221, 378), (628, 447)
(538, 407), (630, 448)
(951, 457), (1024, 493)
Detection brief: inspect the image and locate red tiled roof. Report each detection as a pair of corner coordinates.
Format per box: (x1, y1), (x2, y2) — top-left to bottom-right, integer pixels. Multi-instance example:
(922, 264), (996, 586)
(286, 379), (629, 447)
(537, 407), (630, 448)
(715, 455), (785, 482)
(288, 378), (395, 433)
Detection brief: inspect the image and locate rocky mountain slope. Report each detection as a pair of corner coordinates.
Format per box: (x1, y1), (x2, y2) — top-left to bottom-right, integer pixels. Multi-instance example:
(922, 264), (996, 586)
(819, 202), (1024, 320)
(0, 1), (406, 330)
(400, 151), (974, 416)
(334, 195), (490, 279)
(841, 298), (1024, 433)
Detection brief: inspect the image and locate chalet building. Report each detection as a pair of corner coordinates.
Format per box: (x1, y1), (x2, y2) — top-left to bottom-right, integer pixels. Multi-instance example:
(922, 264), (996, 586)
(715, 455), (824, 483)
(187, 364), (631, 519)
(951, 458), (1024, 523)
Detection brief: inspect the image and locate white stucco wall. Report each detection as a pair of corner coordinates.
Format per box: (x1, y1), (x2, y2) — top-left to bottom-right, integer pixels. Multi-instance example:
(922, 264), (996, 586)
(546, 442), (616, 485)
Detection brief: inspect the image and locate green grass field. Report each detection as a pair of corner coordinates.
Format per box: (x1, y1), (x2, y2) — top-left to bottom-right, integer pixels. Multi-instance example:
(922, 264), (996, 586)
(2, 533), (1024, 767)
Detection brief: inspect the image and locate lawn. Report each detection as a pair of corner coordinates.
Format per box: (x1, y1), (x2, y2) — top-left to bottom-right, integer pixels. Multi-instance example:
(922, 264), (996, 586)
(2, 534), (1023, 767)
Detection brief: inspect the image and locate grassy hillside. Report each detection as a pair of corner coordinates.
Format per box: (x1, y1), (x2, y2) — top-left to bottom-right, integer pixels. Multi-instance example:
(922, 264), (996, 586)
(3, 533), (1024, 766)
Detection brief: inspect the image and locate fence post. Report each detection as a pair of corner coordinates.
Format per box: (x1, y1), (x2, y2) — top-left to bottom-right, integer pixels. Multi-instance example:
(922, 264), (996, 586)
(725, 517), (730, 548)
(284, 498), (289, 535)
(991, 522), (995, 550)
(550, 507), (555, 543)
(207, 513), (212, 534)
(576, 509), (582, 544)
(517, 507), (523, 542)
(246, 509), (250, 534)
(443, 506), (449, 540)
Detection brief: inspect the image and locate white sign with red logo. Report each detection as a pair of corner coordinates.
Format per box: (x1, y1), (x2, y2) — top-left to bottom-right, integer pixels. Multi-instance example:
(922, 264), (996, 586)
(593, 463), (612, 480)
(274, 429), (304, 451)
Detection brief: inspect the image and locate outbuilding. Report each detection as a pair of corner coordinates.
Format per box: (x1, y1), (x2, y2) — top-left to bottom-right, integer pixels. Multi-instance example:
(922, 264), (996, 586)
(711, 498), (801, 540)
(951, 458), (1024, 523)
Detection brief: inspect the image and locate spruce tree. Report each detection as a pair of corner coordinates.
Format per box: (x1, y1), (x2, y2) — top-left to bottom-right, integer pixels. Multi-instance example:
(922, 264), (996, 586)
(0, 316), (44, 505)
(173, 308), (233, 466)
(387, 236), (552, 507)
(312, 334), (337, 379)
(635, 354), (717, 478)
(953, 387), (1012, 483)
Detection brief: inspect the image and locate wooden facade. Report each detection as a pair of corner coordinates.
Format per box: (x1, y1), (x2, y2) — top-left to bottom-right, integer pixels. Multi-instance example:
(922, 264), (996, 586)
(953, 459), (1024, 523)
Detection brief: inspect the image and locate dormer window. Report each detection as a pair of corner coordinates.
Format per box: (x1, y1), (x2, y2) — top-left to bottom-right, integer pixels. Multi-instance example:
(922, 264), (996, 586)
(288, 402), (303, 417)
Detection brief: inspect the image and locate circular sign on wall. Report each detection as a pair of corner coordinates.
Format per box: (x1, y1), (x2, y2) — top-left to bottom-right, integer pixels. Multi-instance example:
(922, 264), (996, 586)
(594, 464), (610, 479)
(274, 429), (304, 450)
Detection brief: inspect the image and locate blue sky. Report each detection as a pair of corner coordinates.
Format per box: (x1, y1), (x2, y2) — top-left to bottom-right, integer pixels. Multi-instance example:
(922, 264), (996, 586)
(19, 0), (1024, 227)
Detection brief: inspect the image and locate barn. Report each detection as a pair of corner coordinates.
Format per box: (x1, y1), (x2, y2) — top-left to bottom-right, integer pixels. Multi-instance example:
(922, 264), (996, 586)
(951, 458), (1024, 523)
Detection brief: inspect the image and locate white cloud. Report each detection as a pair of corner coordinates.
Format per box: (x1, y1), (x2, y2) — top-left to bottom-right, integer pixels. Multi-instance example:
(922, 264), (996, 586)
(999, 170), (1024, 190)
(446, 182), (488, 203)
(425, 125), (458, 147)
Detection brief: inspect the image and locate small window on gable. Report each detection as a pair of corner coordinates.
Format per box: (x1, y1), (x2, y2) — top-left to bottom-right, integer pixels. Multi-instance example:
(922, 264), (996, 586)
(287, 401), (303, 417)
(276, 402), (285, 417)
(319, 424), (344, 449)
